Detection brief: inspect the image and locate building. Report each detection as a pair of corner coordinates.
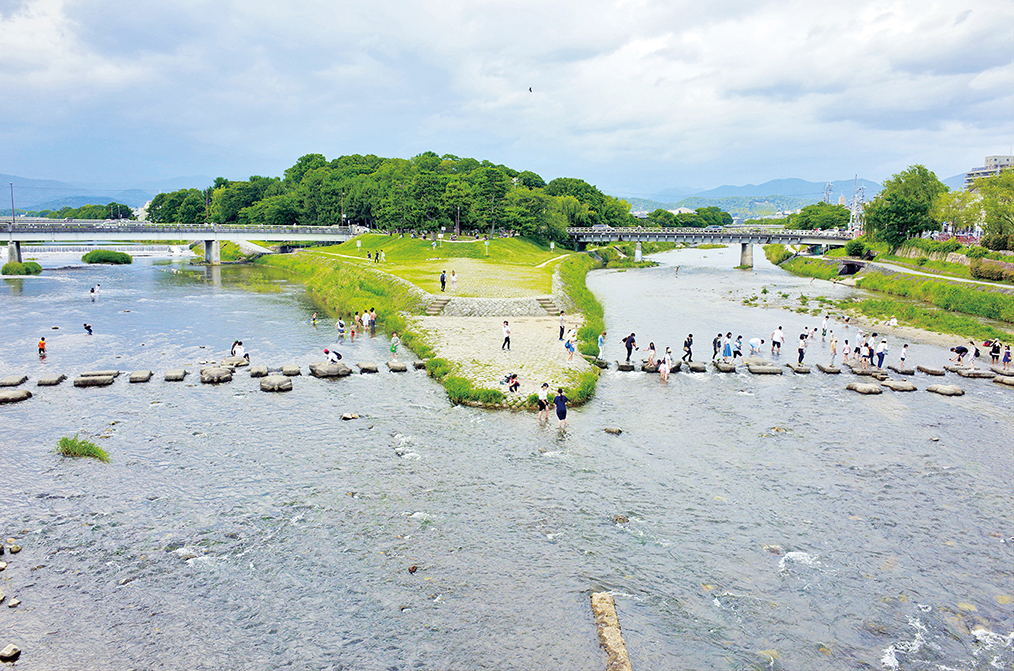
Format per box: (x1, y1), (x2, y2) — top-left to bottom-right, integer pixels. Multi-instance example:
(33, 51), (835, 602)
(965, 155), (1013, 188)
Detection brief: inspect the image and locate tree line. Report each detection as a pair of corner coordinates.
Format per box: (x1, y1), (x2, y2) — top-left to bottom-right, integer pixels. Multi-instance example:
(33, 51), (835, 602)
(26, 202), (136, 220)
(145, 152), (654, 242)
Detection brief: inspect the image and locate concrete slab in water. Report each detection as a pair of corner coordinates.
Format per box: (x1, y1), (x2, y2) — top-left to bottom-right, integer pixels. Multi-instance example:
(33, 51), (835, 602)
(943, 364), (968, 373)
(747, 365), (782, 375)
(79, 370), (120, 378)
(357, 362), (378, 374)
(0, 389), (32, 404)
(281, 365), (302, 376)
(887, 365), (915, 376)
(221, 356), (250, 368)
(815, 364), (840, 374)
(846, 382), (882, 394)
(129, 370), (153, 383)
(687, 361), (707, 373)
(786, 363), (810, 374)
(641, 363), (659, 373)
(200, 367), (232, 384)
(0, 375), (29, 387)
(37, 374), (67, 386)
(927, 384), (964, 396)
(387, 361), (408, 372)
(956, 369), (994, 379)
(165, 369), (188, 382)
(309, 362), (351, 378)
(260, 375), (292, 392)
(916, 365), (946, 376)
(74, 375), (115, 387)
(881, 379), (917, 392)
(249, 365), (269, 378)
(616, 362), (635, 372)
(992, 375), (1014, 387)
(713, 362), (736, 373)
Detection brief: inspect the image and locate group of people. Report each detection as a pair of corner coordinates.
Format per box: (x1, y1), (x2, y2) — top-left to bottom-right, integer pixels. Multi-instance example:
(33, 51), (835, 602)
(365, 250), (385, 263)
(950, 339), (1011, 371)
(331, 308), (378, 343)
(439, 270), (458, 292)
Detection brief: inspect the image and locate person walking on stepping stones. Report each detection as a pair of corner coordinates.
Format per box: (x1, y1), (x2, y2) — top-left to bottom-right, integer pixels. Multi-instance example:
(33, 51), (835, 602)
(622, 333), (638, 362)
(682, 334), (694, 362)
(798, 332), (808, 364)
(559, 312), (565, 341)
(554, 387), (569, 429)
(712, 332), (723, 360)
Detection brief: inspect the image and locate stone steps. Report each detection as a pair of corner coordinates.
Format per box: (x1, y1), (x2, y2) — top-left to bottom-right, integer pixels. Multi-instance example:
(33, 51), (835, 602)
(426, 297), (451, 315)
(536, 297), (560, 315)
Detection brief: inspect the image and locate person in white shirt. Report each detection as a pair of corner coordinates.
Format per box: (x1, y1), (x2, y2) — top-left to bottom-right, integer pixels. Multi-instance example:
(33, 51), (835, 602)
(502, 321), (511, 351)
(748, 337), (764, 355)
(771, 327), (783, 354)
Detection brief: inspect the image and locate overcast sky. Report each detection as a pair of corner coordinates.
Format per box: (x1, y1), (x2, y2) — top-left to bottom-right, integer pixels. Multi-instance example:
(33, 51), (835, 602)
(2, 0), (1011, 196)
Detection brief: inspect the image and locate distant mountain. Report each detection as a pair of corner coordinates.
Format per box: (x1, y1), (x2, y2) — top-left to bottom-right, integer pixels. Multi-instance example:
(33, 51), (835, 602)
(647, 185), (702, 201)
(2, 172), (212, 212)
(691, 177), (881, 200)
(942, 173), (967, 191)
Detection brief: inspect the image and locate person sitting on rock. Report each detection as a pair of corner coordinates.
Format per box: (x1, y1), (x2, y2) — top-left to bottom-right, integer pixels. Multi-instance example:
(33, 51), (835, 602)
(234, 341), (250, 362)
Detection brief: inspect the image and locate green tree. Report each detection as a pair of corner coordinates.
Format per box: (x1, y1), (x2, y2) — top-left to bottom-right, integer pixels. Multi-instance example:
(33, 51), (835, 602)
(646, 208), (676, 227)
(284, 153), (327, 188)
(931, 189), (981, 232)
(239, 194), (298, 226)
(865, 164), (947, 246)
(695, 206), (732, 227)
(516, 170), (546, 189)
(674, 212), (705, 227)
(973, 171), (1014, 238)
(785, 202), (850, 230)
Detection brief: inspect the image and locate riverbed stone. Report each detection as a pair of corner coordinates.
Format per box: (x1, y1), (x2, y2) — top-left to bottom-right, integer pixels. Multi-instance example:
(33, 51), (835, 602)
(641, 363), (659, 373)
(248, 365), (269, 378)
(850, 367), (887, 380)
(309, 362), (351, 378)
(7, 546), (18, 554)
(786, 363), (810, 374)
(887, 365), (915, 376)
(593, 359), (608, 369)
(129, 370), (153, 383)
(917, 365), (946, 376)
(943, 364), (967, 373)
(37, 374), (67, 386)
(669, 361), (682, 373)
(956, 368), (995, 379)
(816, 364), (840, 374)
(0, 644), (20, 662)
(747, 365), (782, 375)
(357, 361), (378, 374)
(74, 375), (115, 387)
(341, 413), (359, 420)
(221, 356), (250, 368)
(164, 369), (188, 382)
(7, 598), (19, 608)
(414, 361), (427, 370)
(79, 370), (120, 378)
(992, 375), (1014, 387)
(846, 382), (882, 394)
(991, 365), (1009, 375)
(260, 375), (292, 392)
(281, 364), (301, 376)
(604, 427), (622, 435)
(0, 375), (28, 387)
(713, 361), (736, 373)
(927, 384), (964, 396)
(881, 379), (917, 392)
(687, 361), (707, 373)
(200, 367), (232, 384)
(387, 361), (408, 372)
(616, 361), (635, 372)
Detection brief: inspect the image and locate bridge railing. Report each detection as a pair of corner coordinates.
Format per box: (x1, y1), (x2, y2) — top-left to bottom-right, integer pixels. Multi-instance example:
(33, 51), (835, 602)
(6, 222), (364, 236)
(565, 226), (855, 240)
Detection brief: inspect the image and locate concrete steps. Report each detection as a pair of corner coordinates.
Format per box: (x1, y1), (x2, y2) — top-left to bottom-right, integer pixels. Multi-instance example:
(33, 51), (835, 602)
(536, 297), (560, 315)
(426, 297), (451, 315)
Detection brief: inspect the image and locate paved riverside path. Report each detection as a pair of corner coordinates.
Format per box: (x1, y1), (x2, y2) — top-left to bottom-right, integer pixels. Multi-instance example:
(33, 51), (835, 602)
(411, 315), (592, 398)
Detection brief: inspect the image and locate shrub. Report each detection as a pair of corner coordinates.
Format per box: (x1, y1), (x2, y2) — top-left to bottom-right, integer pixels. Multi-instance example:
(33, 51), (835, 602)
(981, 233), (1014, 252)
(845, 239), (866, 257)
(559, 254), (605, 357)
(58, 435), (110, 462)
(901, 238), (963, 255)
(763, 244), (792, 265)
(2, 261), (43, 275)
(969, 259), (1014, 283)
(82, 250), (132, 264)
(965, 246), (989, 258)
(425, 358), (453, 379)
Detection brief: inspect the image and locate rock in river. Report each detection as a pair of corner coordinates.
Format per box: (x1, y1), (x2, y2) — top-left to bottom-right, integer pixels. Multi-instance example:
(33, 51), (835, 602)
(260, 375), (292, 392)
(0, 390), (32, 404)
(200, 367), (233, 384)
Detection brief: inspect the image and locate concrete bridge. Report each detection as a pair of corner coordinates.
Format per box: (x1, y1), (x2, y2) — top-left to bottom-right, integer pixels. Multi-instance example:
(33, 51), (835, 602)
(566, 226), (854, 267)
(4, 221), (365, 265)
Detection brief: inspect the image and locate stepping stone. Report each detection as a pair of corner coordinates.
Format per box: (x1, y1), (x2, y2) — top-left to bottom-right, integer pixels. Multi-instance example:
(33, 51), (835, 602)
(387, 361), (408, 372)
(747, 365), (782, 375)
(956, 369), (994, 379)
(200, 367), (232, 384)
(616, 362), (635, 372)
(851, 368), (887, 380)
(0, 389), (32, 404)
(164, 369), (188, 382)
(79, 370), (120, 378)
(281, 364), (302, 376)
(309, 362), (352, 378)
(687, 361), (707, 373)
(786, 363), (810, 374)
(881, 379), (917, 392)
(129, 370), (153, 383)
(917, 365), (946, 376)
(221, 356), (250, 368)
(713, 362), (736, 373)
(927, 384), (964, 396)
(992, 375), (1014, 387)
(357, 362), (378, 374)
(260, 375), (292, 392)
(846, 382), (882, 394)
(249, 365), (269, 378)
(37, 374), (67, 386)
(887, 365), (915, 376)
(816, 364), (840, 374)
(991, 365), (1009, 375)
(593, 359), (608, 369)
(74, 375), (115, 387)
(0, 375), (28, 387)
(641, 363), (659, 373)
(669, 361), (682, 373)
(414, 361), (427, 370)
(943, 364), (967, 373)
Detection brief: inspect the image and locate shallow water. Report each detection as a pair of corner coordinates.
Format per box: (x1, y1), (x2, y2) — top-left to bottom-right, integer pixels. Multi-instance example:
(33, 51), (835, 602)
(1, 250), (1011, 670)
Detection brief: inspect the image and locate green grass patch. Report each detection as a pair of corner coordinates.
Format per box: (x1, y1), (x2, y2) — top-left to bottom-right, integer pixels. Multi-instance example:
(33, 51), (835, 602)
(190, 240), (250, 262)
(2, 261), (42, 275)
(58, 435), (110, 462)
(763, 244), (793, 265)
(840, 297), (1011, 341)
(879, 254), (974, 279)
(442, 375), (505, 406)
(781, 257), (841, 280)
(697, 243), (727, 249)
(559, 254), (606, 357)
(82, 250), (132, 264)
(855, 270), (1014, 324)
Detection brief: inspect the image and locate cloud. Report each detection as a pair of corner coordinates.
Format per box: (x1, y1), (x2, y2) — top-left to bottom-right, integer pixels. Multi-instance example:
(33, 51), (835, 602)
(1, 0), (1011, 191)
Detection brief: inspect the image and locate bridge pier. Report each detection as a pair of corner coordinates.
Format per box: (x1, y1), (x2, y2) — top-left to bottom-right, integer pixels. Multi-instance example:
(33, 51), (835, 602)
(634, 241), (642, 263)
(740, 242), (753, 268)
(7, 241), (22, 264)
(204, 240), (221, 266)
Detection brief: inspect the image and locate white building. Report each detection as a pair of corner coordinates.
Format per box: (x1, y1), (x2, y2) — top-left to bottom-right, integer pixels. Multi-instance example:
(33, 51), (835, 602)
(965, 155), (1013, 188)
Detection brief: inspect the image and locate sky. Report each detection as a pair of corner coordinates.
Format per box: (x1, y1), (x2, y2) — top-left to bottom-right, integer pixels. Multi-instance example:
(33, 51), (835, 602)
(2, 0), (1012, 198)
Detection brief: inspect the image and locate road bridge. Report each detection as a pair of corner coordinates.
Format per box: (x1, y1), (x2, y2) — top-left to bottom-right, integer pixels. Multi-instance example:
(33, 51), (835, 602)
(566, 226), (854, 267)
(4, 221), (365, 265)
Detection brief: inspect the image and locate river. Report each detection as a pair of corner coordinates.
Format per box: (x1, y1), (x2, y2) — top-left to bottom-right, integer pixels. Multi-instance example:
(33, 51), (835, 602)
(1, 249), (1011, 670)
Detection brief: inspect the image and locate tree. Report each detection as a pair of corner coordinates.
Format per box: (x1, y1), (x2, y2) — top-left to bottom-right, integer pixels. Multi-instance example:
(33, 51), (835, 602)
(695, 206), (732, 227)
(864, 164), (947, 247)
(284, 153), (327, 188)
(239, 194), (298, 226)
(931, 189), (981, 232)
(674, 212), (705, 227)
(974, 171), (1014, 238)
(785, 202), (850, 230)
(646, 209), (676, 227)
(516, 170), (546, 189)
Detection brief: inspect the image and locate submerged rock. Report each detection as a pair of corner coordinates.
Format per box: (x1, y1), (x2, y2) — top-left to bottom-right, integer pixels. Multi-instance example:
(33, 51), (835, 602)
(927, 384), (964, 396)
(37, 374), (67, 386)
(846, 382), (882, 394)
(164, 369), (188, 382)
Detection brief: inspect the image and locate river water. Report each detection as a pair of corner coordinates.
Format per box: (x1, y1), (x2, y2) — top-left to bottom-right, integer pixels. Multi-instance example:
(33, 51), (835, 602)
(1, 249), (1011, 671)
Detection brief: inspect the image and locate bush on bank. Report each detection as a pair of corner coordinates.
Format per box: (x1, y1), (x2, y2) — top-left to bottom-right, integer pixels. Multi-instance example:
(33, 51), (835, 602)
(763, 244), (793, 265)
(82, 250), (132, 264)
(2, 261), (43, 276)
(855, 271), (1014, 325)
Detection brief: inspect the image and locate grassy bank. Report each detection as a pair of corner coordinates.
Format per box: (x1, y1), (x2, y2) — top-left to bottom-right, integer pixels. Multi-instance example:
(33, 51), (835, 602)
(836, 296), (1011, 342)
(559, 253), (606, 357)
(782, 257), (841, 281)
(854, 270), (1014, 325)
(763, 244), (793, 265)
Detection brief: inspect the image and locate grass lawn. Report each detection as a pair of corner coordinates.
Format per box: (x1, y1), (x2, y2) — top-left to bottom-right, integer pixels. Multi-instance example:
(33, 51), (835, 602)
(310, 234), (570, 297)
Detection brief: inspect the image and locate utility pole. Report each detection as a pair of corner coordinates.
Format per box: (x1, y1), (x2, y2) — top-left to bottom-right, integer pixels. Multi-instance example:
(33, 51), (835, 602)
(341, 190), (345, 227)
(9, 183), (14, 225)
(456, 205), (460, 237)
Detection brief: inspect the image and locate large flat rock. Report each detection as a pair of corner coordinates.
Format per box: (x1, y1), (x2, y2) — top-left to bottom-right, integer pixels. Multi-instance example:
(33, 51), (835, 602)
(846, 382), (882, 394)
(786, 363), (810, 374)
(164, 369), (188, 382)
(881, 379), (917, 392)
(0, 375), (29, 387)
(357, 362), (379, 374)
(74, 375), (115, 387)
(616, 362), (635, 372)
(747, 365), (782, 375)
(641, 363), (660, 373)
(413, 361), (427, 370)
(991, 365), (1010, 376)
(249, 365), (269, 378)
(0, 389), (32, 404)
(887, 365), (915, 376)
(260, 375), (292, 392)
(848, 366), (887, 380)
(37, 374), (67, 386)
(200, 367), (233, 384)
(281, 364), (302, 376)
(943, 363), (967, 373)
(993, 375), (1014, 387)
(916, 365), (946, 376)
(129, 370), (153, 383)
(713, 361), (736, 373)
(221, 356), (250, 368)
(309, 361), (352, 378)
(79, 370), (120, 378)
(927, 384), (964, 396)
(815, 364), (840, 374)
(387, 361), (408, 372)
(956, 369), (995, 379)
(686, 361), (707, 373)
